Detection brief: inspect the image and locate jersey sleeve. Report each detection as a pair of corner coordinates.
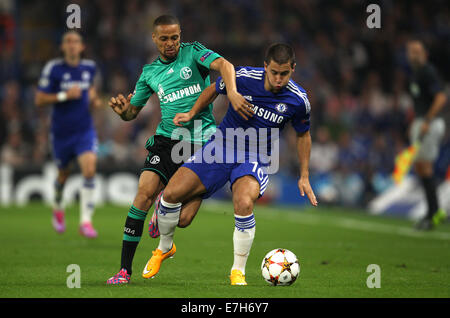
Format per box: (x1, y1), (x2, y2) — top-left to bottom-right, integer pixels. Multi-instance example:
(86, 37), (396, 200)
(215, 67), (246, 95)
(291, 94), (311, 133)
(192, 41), (222, 69)
(37, 61), (59, 93)
(130, 68), (154, 107)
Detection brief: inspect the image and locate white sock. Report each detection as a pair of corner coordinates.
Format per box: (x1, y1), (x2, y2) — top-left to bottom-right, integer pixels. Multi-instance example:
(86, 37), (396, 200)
(80, 177), (95, 224)
(231, 213), (256, 275)
(157, 196), (181, 253)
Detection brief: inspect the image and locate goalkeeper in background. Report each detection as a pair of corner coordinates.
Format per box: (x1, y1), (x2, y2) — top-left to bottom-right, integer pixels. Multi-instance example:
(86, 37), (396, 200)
(106, 15), (251, 284)
(406, 39), (448, 230)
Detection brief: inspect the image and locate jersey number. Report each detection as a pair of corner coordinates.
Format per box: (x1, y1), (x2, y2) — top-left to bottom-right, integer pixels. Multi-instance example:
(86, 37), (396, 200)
(251, 161), (265, 181)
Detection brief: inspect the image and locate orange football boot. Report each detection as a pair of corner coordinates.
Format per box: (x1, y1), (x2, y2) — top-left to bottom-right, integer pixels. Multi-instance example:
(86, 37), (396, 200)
(142, 244), (176, 279)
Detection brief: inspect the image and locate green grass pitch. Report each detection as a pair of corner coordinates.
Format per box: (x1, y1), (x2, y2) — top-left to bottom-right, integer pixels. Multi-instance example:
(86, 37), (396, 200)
(0, 201), (449, 298)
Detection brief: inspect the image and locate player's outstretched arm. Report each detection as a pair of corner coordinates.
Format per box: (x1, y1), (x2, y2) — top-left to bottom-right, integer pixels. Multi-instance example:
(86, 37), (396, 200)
(35, 85), (82, 107)
(109, 93), (142, 121)
(173, 83), (219, 126)
(296, 130), (318, 206)
(209, 57), (254, 120)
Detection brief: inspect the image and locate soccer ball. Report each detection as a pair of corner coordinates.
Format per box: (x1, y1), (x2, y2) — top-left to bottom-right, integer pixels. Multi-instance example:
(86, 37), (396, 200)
(261, 248), (300, 286)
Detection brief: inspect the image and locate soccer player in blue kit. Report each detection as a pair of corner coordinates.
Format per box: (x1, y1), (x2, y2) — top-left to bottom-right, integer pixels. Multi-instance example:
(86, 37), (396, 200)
(143, 43), (318, 285)
(35, 30), (102, 238)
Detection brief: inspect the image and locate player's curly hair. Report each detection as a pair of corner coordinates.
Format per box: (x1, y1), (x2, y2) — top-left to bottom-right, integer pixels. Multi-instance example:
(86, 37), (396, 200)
(264, 43), (296, 68)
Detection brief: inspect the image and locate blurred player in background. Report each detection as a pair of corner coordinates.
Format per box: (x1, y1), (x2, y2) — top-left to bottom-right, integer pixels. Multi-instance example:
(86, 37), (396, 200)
(406, 39), (448, 230)
(106, 15), (250, 284)
(35, 30), (102, 238)
(144, 43), (317, 285)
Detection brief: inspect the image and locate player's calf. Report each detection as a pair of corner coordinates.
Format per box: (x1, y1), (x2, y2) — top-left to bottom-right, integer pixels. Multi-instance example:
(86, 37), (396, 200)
(178, 213), (193, 228)
(177, 197), (202, 228)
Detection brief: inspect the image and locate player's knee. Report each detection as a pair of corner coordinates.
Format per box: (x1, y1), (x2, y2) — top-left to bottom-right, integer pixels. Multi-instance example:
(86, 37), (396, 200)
(162, 186), (182, 204)
(133, 190), (155, 211)
(234, 196), (254, 216)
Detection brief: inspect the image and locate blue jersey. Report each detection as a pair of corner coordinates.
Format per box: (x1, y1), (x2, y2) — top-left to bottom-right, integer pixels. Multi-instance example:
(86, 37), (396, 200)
(215, 66), (311, 159)
(38, 58), (97, 139)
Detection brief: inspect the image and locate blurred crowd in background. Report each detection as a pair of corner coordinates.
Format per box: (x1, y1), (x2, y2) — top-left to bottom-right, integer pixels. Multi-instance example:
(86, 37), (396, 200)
(1, 0), (449, 206)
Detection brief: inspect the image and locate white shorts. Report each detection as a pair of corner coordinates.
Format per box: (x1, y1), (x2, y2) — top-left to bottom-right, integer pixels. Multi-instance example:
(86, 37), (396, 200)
(410, 117), (446, 162)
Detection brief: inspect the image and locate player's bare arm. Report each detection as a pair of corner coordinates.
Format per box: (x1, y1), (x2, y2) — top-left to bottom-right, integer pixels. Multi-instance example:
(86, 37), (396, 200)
(173, 83), (219, 126)
(35, 85), (82, 107)
(296, 130), (317, 206)
(89, 87), (103, 109)
(420, 91), (447, 136)
(209, 57), (254, 120)
(109, 93), (142, 121)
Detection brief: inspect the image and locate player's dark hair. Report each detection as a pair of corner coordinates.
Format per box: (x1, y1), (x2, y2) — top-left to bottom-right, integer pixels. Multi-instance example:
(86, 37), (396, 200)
(153, 15), (180, 28)
(264, 43), (296, 67)
(62, 29), (84, 43)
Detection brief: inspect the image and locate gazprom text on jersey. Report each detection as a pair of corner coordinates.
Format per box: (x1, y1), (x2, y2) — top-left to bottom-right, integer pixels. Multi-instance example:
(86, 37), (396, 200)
(159, 83), (202, 104)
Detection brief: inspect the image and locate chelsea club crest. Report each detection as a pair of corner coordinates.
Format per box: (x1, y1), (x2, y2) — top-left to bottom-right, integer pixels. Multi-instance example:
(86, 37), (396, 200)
(275, 103), (287, 113)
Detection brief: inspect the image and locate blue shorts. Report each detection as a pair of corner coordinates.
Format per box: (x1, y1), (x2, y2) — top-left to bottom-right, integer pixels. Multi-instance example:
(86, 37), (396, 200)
(51, 129), (98, 169)
(182, 142), (269, 199)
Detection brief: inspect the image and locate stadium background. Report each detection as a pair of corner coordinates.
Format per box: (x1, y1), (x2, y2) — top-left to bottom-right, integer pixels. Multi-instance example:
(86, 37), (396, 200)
(1, 0), (449, 217)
